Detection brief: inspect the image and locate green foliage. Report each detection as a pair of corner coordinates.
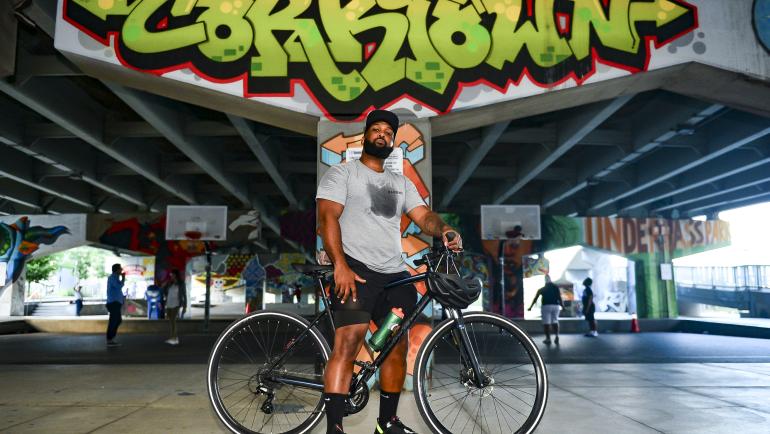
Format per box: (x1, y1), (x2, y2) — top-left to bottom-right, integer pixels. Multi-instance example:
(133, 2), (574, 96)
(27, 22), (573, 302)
(26, 255), (59, 284)
(65, 247), (108, 282)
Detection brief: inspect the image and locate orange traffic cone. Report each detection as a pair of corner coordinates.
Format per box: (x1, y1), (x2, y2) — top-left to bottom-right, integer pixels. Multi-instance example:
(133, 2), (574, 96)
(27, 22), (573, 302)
(630, 314), (640, 333)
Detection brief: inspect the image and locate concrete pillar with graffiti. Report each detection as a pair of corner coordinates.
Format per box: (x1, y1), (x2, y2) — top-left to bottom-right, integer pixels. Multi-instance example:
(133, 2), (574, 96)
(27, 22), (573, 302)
(317, 114), (432, 389)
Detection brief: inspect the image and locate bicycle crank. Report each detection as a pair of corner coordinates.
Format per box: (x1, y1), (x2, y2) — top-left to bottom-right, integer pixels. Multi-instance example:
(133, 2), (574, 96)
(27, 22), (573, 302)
(345, 383), (369, 415)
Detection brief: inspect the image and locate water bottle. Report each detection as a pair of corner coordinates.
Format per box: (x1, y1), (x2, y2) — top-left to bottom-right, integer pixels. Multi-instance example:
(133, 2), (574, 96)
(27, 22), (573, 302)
(368, 307), (404, 351)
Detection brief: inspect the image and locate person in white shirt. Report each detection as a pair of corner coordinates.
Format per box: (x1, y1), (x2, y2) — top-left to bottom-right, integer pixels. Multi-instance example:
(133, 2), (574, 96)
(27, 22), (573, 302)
(162, 270), (187, 345)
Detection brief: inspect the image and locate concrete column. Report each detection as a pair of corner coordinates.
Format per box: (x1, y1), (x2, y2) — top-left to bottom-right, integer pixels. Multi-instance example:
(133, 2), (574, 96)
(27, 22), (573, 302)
(316, 111), (433, 269)
(316, 111), (433, 391)
(0, 270), (25, 316)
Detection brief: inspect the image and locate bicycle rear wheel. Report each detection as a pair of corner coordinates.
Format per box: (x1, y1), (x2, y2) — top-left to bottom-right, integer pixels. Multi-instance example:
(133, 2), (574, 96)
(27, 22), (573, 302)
(207, 311), (330, 434)
(414, 312), (548, 434)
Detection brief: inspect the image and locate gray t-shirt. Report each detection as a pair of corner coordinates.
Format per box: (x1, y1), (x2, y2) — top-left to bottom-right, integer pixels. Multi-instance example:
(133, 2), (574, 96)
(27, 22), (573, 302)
(316, 160), (425, 273)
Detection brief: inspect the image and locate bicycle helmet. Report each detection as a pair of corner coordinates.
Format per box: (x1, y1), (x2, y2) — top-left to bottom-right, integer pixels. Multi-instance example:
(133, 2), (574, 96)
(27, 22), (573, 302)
(428, 272), (482, 309)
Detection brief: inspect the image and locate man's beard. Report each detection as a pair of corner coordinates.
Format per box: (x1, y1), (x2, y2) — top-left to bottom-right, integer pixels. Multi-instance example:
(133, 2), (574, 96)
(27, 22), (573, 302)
(363, 138), (394, 159)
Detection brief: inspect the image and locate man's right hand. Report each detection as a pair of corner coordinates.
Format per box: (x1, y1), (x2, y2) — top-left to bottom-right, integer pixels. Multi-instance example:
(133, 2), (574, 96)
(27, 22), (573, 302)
(333, 264), (366, 304)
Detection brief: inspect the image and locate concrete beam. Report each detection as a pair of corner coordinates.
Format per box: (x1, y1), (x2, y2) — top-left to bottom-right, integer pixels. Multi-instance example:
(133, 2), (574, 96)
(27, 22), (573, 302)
(15, 55), (83, 83)
(654, 167), (770, 213)
(106, 84), (251, 206)
(0, 145), (94, 208)
(619, 148), (770, 212)
(494, 96), (632, 204)
(589, 114), (770, 211)
(440, 121), (510, 208)
(0, 179), (42, 210)
(0, 78), (195, 206)
(682, 184), (770, 215)
(542, 99), (721, 209)
(228, 115), (298, 208)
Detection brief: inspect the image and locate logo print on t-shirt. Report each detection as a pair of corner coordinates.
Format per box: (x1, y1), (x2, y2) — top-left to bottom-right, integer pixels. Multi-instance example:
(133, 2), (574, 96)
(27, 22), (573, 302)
(368, 183), (398, 218)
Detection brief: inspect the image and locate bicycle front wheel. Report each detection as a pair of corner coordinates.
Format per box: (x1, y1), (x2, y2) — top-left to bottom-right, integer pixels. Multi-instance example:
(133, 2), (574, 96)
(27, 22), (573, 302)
(414, 312), (548, 434)
(207, 311), (330, 434)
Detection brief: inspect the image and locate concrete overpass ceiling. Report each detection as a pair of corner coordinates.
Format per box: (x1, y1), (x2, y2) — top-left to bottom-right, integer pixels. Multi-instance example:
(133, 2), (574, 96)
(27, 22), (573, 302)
(2, 0), (769, 240)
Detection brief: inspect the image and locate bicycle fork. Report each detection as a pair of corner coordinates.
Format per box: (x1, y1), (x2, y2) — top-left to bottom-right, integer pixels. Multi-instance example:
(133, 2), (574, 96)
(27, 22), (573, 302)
(447, 309), (488, 388)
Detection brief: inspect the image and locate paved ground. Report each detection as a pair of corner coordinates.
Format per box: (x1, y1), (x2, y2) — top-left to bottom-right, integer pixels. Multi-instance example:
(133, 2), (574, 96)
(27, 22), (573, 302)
(1, 332), (770, 364)
(1, 362), (769, 433)
(2, 332), (770, 433)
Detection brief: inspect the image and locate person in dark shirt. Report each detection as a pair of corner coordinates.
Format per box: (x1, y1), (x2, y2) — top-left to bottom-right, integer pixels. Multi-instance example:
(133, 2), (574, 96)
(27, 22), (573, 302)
(582, 278), (598, 337)
(528, 274), (563, 345)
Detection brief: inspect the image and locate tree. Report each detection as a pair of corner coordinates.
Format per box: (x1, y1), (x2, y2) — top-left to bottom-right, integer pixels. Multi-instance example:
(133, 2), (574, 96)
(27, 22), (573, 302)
(25, 255), (58, 286)
(69, 248), (107, 283)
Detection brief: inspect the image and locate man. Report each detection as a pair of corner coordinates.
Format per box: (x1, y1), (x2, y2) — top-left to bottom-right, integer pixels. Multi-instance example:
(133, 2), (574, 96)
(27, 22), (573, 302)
(74, 285), (84, 316)
(527, 274), (563, 345)
(582, 277), (598, 337)
(317, 109), (462, 434)
(106, 263), (125, 346)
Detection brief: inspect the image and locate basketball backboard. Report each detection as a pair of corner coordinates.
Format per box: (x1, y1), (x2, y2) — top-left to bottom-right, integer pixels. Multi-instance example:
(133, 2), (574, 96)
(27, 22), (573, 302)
(480, 205), (541, 240)
(165, 206), (228, 241)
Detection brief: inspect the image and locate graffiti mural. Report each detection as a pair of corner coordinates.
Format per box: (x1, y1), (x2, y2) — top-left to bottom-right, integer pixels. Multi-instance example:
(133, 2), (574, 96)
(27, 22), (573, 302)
(541, 215), (731, 318)
(0, 218), (70, 284)
(62, 0), (698, 119)
(90, 210), (265, 283)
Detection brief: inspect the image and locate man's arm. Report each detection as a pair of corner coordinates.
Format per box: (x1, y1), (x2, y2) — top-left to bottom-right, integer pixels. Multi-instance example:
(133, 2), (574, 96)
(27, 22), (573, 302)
(317, 199), (348, 269)
(528, 289), (542, 311)
(317, 199), (365, 303)
(407, 205), (461, 251)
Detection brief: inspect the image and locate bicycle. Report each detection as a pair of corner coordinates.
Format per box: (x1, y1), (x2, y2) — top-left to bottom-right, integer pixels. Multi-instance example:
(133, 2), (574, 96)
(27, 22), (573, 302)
(207, 240), (548, 434)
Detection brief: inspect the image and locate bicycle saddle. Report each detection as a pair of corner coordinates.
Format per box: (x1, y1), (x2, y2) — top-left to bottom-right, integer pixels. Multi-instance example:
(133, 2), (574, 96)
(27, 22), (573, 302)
(292, 263), (334, 275)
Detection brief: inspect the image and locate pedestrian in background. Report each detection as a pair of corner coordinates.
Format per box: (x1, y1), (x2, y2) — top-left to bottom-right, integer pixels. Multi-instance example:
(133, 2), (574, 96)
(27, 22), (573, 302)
(582, 277), (598, 337)
(74, 285), (84, 316)
(106, 264), (125, 347)
(528, 274), (563, 345)
(163, 269), (187, 346)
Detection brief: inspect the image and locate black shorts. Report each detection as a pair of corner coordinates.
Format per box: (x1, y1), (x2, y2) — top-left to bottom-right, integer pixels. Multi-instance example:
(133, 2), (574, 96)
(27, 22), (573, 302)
(584, 308), (596, 322)
(330, 255), (418, 328)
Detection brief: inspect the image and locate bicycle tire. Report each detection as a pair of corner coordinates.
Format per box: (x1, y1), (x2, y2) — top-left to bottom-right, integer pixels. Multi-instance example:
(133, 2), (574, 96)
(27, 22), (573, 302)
(413, 312), (548, 434)
(207, 311), (331, 434)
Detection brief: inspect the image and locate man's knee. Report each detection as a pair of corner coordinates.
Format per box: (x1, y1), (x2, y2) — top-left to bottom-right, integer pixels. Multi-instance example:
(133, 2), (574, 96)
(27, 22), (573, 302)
(331, 324), (368, 360)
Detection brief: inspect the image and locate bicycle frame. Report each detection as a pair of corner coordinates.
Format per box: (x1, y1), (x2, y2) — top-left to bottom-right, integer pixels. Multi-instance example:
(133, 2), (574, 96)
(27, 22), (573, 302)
(266, 253), (489, 394)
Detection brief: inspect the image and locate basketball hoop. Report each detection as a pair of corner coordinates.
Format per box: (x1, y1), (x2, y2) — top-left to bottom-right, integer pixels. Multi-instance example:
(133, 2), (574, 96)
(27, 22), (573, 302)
(184, 230), (202, 241)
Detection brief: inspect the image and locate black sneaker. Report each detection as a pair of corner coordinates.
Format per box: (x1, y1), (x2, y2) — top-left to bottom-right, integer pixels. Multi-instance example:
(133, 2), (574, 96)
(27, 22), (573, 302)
(374, 416), (417, 434)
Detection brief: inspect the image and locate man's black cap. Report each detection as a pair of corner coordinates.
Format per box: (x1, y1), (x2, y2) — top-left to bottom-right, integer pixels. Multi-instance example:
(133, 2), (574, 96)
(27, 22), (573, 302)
(365, 109), (399, 136)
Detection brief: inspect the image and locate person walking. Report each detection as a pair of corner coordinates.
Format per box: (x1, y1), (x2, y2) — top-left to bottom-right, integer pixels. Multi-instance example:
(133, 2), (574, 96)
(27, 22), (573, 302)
(317, 109), (462, 434)
(528, 274), (563, 345)
(74, 285), (84, 316)
(105, 264), (125, 347)
(163, 269), (187, 346)
(582, 277), (598, 337)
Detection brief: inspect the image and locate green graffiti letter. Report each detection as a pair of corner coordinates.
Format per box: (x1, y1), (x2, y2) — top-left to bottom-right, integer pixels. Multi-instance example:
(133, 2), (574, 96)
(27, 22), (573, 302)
(319, 0), (409, 91)
(428, 0), (491, 69)
(247, 0), (367, 101)
(569, 0), (635, 59)
(122, 0), (206, 53)
(404, 0), (454, 93)
(195, 0), (255, 62)
(483, 0), (573, 70)
(628, 0), (691, 50)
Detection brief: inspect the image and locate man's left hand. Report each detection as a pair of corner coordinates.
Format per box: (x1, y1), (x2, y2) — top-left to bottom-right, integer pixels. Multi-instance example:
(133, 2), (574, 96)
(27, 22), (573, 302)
(442, 230), (463, 252)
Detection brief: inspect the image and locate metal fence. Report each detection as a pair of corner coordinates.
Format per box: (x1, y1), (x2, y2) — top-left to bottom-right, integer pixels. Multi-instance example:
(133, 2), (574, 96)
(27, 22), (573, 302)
(674, 265), (770, 290)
